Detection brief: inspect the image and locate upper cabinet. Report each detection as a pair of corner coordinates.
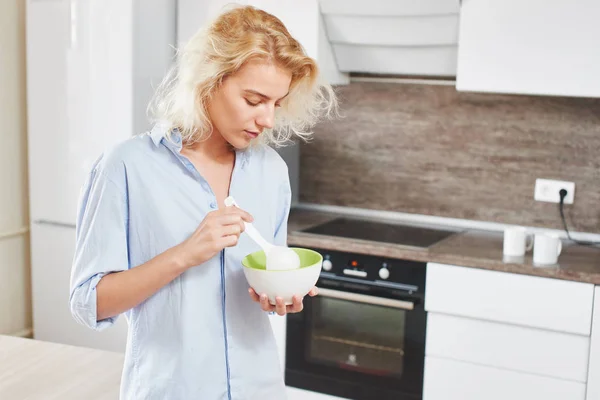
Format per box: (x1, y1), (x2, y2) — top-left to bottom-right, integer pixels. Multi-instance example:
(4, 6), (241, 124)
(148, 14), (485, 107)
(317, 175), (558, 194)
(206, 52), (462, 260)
(177, 0), (599, 97)
(456, 0), (600, 98)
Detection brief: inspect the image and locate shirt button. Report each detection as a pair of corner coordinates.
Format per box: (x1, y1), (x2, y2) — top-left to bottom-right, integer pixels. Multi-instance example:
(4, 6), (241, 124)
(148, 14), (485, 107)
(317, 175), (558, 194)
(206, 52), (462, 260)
(209, 202), (217, 209)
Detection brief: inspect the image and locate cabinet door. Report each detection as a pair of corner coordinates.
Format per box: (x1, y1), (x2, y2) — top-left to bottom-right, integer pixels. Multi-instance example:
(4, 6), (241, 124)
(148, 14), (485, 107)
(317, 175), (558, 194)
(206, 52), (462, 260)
(27, 0), (136, 225)
(423, 356), (586, 400)
(26, 0), (74, 225)
(586, 286), (600, 400)
(456, 0), (600, 97)
(426, 313), (590, 382)
(426, 263), (594, 335)
(31, 223), (128, 352)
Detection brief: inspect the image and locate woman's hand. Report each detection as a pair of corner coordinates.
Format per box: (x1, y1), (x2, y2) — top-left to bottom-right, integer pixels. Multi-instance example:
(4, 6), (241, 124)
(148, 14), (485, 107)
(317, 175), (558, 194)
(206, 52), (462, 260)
(248, 287), (319, 315)
(174, 206), (253, 270)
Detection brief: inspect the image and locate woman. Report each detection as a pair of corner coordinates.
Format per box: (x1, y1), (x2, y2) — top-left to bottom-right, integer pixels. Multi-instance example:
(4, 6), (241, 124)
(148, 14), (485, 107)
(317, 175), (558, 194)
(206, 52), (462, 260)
(69, 5), (337, 400)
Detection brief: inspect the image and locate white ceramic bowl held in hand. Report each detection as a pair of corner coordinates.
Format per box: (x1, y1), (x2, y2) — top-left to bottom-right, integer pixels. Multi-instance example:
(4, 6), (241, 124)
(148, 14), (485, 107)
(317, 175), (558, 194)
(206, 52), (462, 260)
(241, 248), (323, 305)
(224, 196), (300, 271)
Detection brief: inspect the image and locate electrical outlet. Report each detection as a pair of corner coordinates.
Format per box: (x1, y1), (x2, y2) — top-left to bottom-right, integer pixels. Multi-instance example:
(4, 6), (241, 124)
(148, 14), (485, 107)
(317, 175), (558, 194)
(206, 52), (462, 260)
(534, 179), (575, 204)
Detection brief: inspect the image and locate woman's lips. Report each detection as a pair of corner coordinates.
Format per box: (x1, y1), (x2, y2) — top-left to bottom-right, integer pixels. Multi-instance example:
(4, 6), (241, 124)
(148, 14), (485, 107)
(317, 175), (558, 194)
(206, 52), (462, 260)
(244, 130), (259, 139)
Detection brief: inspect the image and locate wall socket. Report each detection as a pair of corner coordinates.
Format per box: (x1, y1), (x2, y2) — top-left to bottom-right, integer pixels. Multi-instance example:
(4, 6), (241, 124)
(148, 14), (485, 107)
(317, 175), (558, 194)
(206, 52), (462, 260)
(534, 179), (575, 204)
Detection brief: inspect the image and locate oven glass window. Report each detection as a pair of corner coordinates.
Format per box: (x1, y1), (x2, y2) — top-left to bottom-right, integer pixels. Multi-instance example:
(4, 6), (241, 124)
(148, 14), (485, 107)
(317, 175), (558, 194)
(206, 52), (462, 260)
(308, 296), (406, 377)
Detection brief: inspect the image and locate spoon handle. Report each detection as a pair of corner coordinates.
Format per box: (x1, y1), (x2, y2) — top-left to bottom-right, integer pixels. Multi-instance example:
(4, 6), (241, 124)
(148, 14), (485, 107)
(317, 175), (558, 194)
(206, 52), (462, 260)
(224, 196), (273, 253)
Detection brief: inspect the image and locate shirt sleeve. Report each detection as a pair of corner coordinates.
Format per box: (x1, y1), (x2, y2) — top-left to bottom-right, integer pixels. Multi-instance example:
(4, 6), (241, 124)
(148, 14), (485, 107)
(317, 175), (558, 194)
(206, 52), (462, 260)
(273, 163), (292, 247)
(69, 160), (130, 331)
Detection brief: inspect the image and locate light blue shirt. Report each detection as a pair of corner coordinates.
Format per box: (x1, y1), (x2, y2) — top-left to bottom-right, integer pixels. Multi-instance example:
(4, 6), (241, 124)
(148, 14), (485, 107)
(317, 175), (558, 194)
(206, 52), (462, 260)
(69, 123), (291, 400)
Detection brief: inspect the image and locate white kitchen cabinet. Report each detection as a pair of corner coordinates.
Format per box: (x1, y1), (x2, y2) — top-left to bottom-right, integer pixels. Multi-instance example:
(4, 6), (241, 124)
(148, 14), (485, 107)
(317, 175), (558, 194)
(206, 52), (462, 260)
(30, 223), (128, 352)
(456, 0), (600, 97)
(423, 356), (586, 400)
(426, 263), (594, 335)
(426, 313), (590, 382)
(425, 263), (595, 400)
(586, 286), (600, 400)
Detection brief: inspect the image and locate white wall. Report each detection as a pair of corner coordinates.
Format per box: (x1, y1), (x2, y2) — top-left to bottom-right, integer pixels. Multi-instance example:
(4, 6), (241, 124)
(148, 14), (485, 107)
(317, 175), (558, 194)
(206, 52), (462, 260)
(0, 0), (32, 336)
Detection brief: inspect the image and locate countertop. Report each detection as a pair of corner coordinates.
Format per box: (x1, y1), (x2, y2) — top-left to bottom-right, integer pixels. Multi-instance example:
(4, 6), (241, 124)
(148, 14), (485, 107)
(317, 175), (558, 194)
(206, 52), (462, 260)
(287, 209), (600, 284)
(0, 335), (123, 399)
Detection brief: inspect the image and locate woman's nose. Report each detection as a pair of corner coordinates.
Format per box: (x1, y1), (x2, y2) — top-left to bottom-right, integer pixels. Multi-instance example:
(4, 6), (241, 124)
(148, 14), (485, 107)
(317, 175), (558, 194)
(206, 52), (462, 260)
(256, 106), (275, 130)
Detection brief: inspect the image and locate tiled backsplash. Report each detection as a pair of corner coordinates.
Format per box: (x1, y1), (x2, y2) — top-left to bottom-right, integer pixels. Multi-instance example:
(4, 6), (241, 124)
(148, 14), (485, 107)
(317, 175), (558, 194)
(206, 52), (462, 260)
(299, 82), (600, 234)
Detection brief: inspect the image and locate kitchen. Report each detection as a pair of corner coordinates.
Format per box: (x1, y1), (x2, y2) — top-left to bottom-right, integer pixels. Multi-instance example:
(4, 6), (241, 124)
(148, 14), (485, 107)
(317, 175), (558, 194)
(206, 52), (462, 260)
(1, 0), (600, 399)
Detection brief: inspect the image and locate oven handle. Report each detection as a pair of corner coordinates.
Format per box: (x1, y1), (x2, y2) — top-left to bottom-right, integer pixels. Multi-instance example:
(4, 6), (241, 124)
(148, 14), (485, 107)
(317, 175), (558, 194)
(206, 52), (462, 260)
(317, 288), (415, 310)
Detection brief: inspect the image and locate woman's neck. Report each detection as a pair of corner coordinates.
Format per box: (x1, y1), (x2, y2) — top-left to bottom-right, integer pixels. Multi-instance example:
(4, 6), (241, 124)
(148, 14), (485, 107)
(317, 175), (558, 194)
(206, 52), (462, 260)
(184, 132), (234, 164)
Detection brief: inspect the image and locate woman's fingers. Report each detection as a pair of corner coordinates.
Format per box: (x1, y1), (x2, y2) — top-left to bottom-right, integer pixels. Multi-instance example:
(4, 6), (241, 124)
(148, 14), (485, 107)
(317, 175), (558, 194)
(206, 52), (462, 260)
(222, 205), (254, 223)
(251, 292), (311, 315)
(275, 297), (286, 316)
(259, 293), (272, 312)
(287, 295), (303, 313)
(248, 288), (260, 302)
(220, 223), (242, 237)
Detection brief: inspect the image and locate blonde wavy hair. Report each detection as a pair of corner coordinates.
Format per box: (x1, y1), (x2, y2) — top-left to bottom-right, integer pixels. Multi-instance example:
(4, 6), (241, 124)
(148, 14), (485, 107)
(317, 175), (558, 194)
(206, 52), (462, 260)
(148, 5), (338, 147)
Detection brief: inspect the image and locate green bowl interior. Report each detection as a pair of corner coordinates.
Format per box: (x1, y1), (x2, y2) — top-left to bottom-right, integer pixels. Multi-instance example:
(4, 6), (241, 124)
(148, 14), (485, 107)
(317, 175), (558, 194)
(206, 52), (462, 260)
(242, 248), (322, 271)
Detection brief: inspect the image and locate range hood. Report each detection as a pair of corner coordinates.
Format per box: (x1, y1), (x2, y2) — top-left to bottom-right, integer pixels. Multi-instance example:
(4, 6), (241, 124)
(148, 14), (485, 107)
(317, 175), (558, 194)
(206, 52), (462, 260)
(248, 0), (459, 84)
(319, 0), (460, 80)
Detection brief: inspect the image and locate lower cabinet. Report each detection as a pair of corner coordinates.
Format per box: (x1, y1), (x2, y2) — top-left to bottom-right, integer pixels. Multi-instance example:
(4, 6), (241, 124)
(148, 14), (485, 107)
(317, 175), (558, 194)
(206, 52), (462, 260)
(426, 313), (590, 382)
(424, 262), (595, 400)
(586, 287), (600, 400)
(423, 356), (586, 400)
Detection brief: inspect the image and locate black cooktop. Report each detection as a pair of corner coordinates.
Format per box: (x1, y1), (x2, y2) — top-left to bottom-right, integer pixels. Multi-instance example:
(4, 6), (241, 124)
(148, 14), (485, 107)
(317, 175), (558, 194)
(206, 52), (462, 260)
(301, 217), (459, 248)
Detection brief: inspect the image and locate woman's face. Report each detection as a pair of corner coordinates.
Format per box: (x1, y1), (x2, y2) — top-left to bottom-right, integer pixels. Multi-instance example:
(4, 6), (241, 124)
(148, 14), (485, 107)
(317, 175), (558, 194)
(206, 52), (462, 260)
(207, 60), (292, 150)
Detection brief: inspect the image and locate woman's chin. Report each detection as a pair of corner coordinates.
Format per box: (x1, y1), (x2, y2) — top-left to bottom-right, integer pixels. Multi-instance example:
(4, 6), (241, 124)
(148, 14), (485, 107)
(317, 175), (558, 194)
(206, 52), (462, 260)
(227, 135), (255, 150)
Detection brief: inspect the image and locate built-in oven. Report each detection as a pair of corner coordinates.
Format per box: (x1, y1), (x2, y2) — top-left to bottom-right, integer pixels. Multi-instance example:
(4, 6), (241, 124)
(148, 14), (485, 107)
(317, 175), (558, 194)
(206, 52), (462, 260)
(285, 247), (427, 400)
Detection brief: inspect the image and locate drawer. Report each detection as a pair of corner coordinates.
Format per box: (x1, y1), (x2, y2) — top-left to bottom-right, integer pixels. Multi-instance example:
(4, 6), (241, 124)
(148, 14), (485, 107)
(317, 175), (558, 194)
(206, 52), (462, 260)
(425, 263), (594, 335)
(423, 356), (586, 400)
(426, 313), (590, 382)
(333, 45), (457, 76)
(324, 15), (458, 46)
(319, 0), (460, 16)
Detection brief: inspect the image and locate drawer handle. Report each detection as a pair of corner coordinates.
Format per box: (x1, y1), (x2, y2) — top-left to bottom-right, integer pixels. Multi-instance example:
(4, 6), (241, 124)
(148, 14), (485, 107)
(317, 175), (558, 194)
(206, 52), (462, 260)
(318, 288), (414, 310)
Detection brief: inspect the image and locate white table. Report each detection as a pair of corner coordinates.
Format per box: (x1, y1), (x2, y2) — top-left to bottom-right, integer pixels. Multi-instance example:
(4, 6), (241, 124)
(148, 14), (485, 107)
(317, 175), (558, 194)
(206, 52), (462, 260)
(0, 335), (124, 399)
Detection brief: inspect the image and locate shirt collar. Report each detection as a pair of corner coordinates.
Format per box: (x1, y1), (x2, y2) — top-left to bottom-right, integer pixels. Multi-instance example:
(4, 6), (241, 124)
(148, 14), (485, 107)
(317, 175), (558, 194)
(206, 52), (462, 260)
(149, 123), (250, 170)
(149, 122), (172, 146)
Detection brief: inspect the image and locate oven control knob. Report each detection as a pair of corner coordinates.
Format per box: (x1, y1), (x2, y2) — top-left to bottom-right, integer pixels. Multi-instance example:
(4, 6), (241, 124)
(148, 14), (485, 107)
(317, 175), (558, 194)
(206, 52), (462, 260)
(322, 259), (333, 271)
(378, 267), (390, 280)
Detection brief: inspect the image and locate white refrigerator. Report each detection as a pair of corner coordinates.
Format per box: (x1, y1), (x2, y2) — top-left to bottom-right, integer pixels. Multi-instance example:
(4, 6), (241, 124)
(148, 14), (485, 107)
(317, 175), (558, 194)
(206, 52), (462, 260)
(26, 0), (176, 352)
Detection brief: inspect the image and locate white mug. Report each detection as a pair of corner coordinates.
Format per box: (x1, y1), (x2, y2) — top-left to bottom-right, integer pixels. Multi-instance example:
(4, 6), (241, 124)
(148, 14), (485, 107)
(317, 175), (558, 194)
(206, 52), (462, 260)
(503, 227), (533, 257)
(533, 233), (563, 265)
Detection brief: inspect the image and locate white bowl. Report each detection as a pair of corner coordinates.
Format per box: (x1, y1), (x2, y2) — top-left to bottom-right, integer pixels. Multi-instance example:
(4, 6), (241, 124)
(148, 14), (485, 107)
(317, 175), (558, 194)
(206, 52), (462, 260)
(241, 248), (323, 305)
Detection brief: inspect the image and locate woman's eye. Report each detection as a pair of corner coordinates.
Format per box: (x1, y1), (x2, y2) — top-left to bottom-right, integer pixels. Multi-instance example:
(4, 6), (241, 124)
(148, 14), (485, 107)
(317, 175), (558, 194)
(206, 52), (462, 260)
(245, 99), (259, 106)
(275, 103), (282, 108)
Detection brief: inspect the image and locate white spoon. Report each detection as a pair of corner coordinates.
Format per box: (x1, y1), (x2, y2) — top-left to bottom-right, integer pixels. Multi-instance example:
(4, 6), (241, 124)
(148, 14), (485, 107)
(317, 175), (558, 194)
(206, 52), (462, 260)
(224, 196), (300, 271)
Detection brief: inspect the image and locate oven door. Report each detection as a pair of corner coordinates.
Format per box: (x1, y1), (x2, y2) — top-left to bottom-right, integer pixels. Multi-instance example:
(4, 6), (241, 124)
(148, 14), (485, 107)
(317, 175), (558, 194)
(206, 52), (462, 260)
(286, 282), (426, 400)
